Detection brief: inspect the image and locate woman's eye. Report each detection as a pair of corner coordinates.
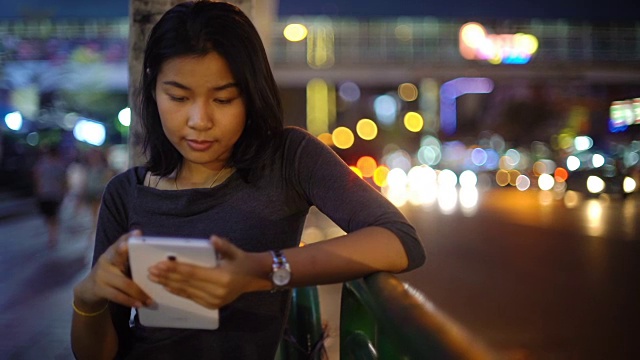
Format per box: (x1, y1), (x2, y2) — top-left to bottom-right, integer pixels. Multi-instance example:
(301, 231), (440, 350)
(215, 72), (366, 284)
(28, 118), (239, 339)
(214, 98), (233, 104)
(168, 95), (186, 102)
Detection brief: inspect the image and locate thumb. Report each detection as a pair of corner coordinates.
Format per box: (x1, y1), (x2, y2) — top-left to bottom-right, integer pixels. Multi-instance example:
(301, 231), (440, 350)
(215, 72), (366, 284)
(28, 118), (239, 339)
(109, 230), (140, 268)
(211, 236), (241, 261)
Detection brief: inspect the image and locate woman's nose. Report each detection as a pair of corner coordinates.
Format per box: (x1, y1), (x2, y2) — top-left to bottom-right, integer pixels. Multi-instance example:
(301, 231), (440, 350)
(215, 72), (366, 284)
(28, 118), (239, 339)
(187, 101), (213, 129)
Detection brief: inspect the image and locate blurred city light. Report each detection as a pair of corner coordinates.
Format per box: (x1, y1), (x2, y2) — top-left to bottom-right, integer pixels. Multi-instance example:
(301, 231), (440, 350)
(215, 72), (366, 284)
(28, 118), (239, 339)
(394, 24), (413, 42)
(338, 81), (361, 102)
(26, 132), (39, 146)
(623, 177), (637, 193)
(373, 166), (390, 187)
(306, 23), (335, 69)
(331, 126), (354, 149)
(538, 174), (555, 191)
(554, 168), (569, 182)
(349, 166), (363, 178)
(459, 170), (477, 188)
(317, 132), (333, 146)
(4, 111), (23, 131)
(459, 22), (539, 64)
(438, 169), (458, 187)
(397, 83), (418, 102)
(459, 186), (479, 214)
(440, 77), (494, 135)
(73, 118), (106, 146)
(384, 149), (412, 172)
(592, 154), (605, 168)
(587, 176), (605, 194)
(574, 136), (593, 151)
(356, 118), (378, 140)
(403, 112), (424, 132)
(283, 23), (308, 42)
(306, 78), (335, 136)
(118, 107), (131, 127)
(516, 175), (531, 191)
(386, 168), (408, 189)
(567, 155), (581, 171)
(437, 187), (457, 214)
(470, 148), (488, 166)
(374, 94), (398, 126)
(356, 156), (377, 178)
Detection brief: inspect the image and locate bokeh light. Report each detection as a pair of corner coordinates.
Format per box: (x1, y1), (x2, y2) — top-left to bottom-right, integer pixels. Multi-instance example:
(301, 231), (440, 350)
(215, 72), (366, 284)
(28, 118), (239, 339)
(403, 112), (424, 132)
(374, 94), (398, 126)
(332, 127), (354, 149)
(283, 23), (308, 42)
(373, 166), (390, 187)
(356, 156), (377, 178)
(349, 166), (363, 178)
(356, 118), (378, 140)
(317, 133), (333, 146)
(538, 174), (555, 191)
(4, 111), (22, 131)
(592, 154), (605, 168)
(398, 83), (418, 102)
(338, 81), (361, 102)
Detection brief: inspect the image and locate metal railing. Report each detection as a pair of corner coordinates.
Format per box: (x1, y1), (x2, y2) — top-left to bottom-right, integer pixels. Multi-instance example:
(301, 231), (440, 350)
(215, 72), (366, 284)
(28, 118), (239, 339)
(278, 272), (497, 360)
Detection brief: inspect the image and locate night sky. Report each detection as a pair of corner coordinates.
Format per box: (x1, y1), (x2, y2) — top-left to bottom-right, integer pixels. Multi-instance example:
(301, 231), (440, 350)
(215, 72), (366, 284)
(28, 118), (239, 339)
(278, 0), (638, 22)
(0, 0), (636, 21)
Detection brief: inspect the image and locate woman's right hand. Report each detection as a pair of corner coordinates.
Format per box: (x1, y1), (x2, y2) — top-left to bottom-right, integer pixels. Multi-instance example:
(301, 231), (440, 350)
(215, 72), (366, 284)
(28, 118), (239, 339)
(73, 230), (152, 310)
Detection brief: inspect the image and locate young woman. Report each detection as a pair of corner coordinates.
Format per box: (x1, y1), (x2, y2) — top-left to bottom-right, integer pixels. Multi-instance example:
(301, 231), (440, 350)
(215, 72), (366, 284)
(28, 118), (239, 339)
(71, 1), (425, 359)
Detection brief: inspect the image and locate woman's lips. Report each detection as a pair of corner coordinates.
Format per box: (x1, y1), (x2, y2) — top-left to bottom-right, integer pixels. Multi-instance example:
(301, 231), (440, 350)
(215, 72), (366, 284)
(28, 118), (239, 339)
(186, 139), (213, 151)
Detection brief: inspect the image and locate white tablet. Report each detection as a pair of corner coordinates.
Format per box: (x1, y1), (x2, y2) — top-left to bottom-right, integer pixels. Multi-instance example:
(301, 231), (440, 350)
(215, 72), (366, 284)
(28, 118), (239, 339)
(128, 235), (219, 330)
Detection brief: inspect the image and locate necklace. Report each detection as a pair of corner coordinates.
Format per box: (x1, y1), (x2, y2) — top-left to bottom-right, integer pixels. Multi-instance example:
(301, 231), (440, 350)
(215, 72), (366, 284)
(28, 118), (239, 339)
(174, 166), (227, 190)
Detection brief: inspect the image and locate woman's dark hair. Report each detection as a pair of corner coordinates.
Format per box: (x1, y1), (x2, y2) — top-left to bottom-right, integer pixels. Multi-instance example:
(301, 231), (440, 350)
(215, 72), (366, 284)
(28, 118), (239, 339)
(138, 0), (284, 181)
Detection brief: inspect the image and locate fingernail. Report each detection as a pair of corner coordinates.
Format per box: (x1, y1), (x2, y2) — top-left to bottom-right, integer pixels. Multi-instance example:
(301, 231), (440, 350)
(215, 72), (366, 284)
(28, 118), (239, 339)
(134, 301), (143, 308)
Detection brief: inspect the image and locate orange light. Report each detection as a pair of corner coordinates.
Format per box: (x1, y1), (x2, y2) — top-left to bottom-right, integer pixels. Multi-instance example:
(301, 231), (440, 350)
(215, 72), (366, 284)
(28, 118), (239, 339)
(317, 132), (334, 146)
(554, 167), (569, 182)
(356, 156), (377, 178)
(332, 127), (355, 149)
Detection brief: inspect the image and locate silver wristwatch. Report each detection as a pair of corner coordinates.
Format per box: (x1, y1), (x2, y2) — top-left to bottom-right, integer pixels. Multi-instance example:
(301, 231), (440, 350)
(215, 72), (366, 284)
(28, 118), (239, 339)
(270, 250), (291, 290)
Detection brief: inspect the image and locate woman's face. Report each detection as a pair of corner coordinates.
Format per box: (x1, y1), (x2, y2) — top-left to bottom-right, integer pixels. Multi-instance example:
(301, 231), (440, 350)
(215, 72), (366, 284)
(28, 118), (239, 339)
(155, 52), (246, 170)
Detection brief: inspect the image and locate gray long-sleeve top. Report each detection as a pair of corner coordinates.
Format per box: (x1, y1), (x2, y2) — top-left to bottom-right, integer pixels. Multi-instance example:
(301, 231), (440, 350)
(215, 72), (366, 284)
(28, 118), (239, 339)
(93, 126), (425, 359)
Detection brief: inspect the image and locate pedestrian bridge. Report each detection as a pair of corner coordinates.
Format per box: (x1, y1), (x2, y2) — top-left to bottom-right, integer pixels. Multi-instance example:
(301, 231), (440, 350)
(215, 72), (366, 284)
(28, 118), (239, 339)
(1, 16), (639, 90)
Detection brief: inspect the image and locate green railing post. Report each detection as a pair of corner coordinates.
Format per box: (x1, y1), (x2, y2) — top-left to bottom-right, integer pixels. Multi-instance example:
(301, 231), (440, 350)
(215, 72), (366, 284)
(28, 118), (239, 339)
(276, 286), (326, 360)
(278, 273), (496, 359)
(340, 272), (497, 360)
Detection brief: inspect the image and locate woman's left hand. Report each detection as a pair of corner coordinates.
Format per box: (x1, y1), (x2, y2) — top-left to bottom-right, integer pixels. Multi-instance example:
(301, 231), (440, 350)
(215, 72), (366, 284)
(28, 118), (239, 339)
(147, 237), (270, 309)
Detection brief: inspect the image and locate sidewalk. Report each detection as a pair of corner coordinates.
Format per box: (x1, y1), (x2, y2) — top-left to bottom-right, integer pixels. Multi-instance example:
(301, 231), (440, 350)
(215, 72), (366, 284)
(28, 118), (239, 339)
(0, 199), (95, 359)
(0, 192), (37, 220)
(0, 202), (342, 359)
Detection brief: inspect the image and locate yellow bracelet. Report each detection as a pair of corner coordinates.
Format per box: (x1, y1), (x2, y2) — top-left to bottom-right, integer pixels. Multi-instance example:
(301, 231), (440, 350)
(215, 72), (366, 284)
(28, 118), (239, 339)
(72, 301), (109, 317)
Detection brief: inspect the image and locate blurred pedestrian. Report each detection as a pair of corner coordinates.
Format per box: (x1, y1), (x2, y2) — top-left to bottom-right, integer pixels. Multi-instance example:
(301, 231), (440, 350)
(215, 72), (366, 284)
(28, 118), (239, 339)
(33, 144), (68, 248)
(82, 148), (114, 254)
(64, 149), (88, 218)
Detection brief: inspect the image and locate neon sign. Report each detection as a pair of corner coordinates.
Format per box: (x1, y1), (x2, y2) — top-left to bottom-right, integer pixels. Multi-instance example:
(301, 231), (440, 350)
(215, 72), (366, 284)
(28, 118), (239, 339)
(459, 22), (539, 65)
(609, 98), (640, 133)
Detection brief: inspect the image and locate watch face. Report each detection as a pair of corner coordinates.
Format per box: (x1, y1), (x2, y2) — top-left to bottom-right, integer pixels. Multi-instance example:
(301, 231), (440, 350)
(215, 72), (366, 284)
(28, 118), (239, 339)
(273, 268), (291, 286)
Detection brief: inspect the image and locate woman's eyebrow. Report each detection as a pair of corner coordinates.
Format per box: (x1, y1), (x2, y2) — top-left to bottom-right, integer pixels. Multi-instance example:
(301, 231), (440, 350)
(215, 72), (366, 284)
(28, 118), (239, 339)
(160, 80), (238, 91)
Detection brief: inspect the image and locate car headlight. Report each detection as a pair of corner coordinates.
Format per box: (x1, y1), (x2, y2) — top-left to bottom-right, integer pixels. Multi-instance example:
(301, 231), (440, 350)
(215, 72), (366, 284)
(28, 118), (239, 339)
(623, 177), (637, 194)
(586, 176), (605, 194)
